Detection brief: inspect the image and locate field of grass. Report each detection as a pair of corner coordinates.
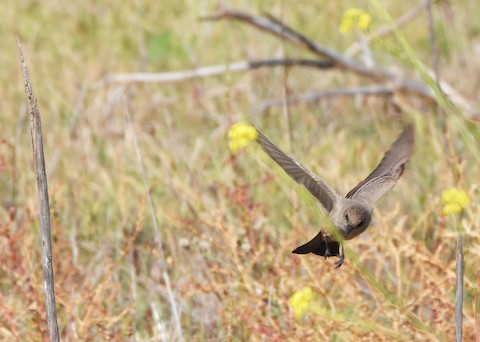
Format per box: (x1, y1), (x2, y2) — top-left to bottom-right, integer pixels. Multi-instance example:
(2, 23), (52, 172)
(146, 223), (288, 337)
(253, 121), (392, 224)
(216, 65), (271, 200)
(1, 0), (480, 340)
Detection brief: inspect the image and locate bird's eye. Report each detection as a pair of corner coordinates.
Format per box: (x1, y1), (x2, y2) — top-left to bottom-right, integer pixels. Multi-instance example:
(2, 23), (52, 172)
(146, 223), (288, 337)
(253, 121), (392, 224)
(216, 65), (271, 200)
(345, 213), (349, 221)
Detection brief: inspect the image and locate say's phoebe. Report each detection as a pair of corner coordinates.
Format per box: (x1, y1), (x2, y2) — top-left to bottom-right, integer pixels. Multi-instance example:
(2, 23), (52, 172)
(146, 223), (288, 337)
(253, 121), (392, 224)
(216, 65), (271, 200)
(256, 125), (414, 268)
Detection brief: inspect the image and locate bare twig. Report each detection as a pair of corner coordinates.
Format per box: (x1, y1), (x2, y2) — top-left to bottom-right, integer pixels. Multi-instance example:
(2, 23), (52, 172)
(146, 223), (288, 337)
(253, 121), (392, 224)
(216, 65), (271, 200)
(93, 59), (333, 87)
(96, 8), (477, 118)
(203, 9), (480, 118)
(202, 10), (393, 79)
(202, 9), (455, 105)
(16, 39), (60, 341)
(251, 84), (395, 113)
(456, 233), (464, 342)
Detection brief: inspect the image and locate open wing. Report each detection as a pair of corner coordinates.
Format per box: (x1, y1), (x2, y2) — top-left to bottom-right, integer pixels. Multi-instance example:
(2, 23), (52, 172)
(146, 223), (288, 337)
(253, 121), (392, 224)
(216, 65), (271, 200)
(346, 125), (414, 205)
(256, 128), (341, 213)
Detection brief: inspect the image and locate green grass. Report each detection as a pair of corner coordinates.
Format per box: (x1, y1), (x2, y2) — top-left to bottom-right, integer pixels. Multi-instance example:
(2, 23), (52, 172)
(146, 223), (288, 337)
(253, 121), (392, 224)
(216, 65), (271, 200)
(1, 0), (480, 340)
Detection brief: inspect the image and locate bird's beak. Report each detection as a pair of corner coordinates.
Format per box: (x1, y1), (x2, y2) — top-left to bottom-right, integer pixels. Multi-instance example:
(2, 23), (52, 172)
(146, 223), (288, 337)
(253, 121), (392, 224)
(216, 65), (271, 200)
(344, 224), (353, 237)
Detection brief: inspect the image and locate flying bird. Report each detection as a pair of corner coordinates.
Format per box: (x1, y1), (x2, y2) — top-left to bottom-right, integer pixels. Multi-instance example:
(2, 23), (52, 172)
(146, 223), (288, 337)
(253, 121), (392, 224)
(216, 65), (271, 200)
(256, 125), (414, 268)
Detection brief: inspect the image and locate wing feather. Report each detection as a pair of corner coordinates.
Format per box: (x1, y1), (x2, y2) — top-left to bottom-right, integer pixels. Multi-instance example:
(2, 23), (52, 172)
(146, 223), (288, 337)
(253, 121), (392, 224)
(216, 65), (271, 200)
(346, 125), (414, 205)
(256, 128), (340, 213)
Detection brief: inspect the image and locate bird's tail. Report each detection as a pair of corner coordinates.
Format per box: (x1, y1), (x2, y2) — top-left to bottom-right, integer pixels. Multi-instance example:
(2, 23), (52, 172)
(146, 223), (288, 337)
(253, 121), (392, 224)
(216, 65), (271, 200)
(292, 231), (340, 257)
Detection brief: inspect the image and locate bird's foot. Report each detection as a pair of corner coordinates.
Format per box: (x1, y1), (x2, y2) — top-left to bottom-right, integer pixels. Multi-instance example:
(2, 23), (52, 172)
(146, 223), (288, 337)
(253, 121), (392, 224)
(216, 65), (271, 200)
(334, 254), (345, 268)
(323, 233), (331, 260)
(334, 243), (345, 268)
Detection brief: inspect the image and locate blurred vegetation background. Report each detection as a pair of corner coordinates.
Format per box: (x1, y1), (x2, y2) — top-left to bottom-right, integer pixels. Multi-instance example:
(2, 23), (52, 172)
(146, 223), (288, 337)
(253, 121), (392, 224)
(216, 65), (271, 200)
(1, 0), (480, 340)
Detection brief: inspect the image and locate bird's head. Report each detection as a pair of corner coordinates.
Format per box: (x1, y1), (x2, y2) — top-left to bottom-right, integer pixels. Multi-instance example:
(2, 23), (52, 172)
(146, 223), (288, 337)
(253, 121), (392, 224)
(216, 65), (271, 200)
(341, 205), (371, 240)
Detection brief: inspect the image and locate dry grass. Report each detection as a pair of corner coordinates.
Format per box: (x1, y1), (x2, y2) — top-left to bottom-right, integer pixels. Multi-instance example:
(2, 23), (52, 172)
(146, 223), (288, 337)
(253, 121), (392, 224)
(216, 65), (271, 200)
(1, 0), (480, 340)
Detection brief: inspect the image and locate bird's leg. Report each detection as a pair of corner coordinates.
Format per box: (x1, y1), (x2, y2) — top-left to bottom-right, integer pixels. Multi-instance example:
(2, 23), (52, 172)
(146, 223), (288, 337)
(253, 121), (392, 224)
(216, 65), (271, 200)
(334, 243), (345, 268)
(323, 233), (330, 259)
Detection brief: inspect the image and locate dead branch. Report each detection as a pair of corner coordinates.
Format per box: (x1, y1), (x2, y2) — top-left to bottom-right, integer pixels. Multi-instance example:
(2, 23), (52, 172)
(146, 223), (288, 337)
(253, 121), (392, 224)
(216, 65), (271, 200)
(202, 10), (393, 80)
(202, 9), (478, 118)
(95, 7), (477, 118)
(251, 84), (395, 113)
(455, 234), (464, 342)
(16, 39), (60, 341)
(93, 58), (333, 87)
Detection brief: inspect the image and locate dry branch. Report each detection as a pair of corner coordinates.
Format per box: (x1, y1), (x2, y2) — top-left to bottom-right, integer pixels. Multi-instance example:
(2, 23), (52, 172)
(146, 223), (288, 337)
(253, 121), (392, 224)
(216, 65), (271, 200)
(95, 6), (478, 118)
(203, 10), (391, 79)
(93, 58), (333, 87)
(251, 84), (395, 112)
(17, 39), (60, 341)
(455, 234), (464, 342)
(202, 9), (478, 118)
(203, 10), (419, 85)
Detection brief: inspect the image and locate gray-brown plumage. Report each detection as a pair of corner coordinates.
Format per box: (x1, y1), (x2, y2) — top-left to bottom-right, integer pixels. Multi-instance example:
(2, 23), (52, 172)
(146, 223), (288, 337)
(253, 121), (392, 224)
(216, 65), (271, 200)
(256, 125), (414, 268)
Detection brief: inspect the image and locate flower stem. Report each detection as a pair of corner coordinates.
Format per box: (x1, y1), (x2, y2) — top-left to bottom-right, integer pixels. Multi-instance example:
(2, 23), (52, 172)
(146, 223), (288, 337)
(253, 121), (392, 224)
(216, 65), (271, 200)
(455, 233), (464, 342)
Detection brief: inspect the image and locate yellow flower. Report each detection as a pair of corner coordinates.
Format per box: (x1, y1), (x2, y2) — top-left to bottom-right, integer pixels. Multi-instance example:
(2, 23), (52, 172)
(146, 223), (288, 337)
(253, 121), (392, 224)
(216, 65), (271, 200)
(228, 122), (257, 153)
(441, 188), (470, 215)
(339, 8), (372, 34)
(288, 286), (317, 318)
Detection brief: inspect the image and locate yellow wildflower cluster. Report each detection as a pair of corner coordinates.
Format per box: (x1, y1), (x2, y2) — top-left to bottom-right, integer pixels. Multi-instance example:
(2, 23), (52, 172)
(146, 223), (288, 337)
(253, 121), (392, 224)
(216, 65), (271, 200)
(441, 187), (470, 215)
(288, 286), (319, 318)
(339, 8), (372, 34)
(228, 122), (258, 153)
